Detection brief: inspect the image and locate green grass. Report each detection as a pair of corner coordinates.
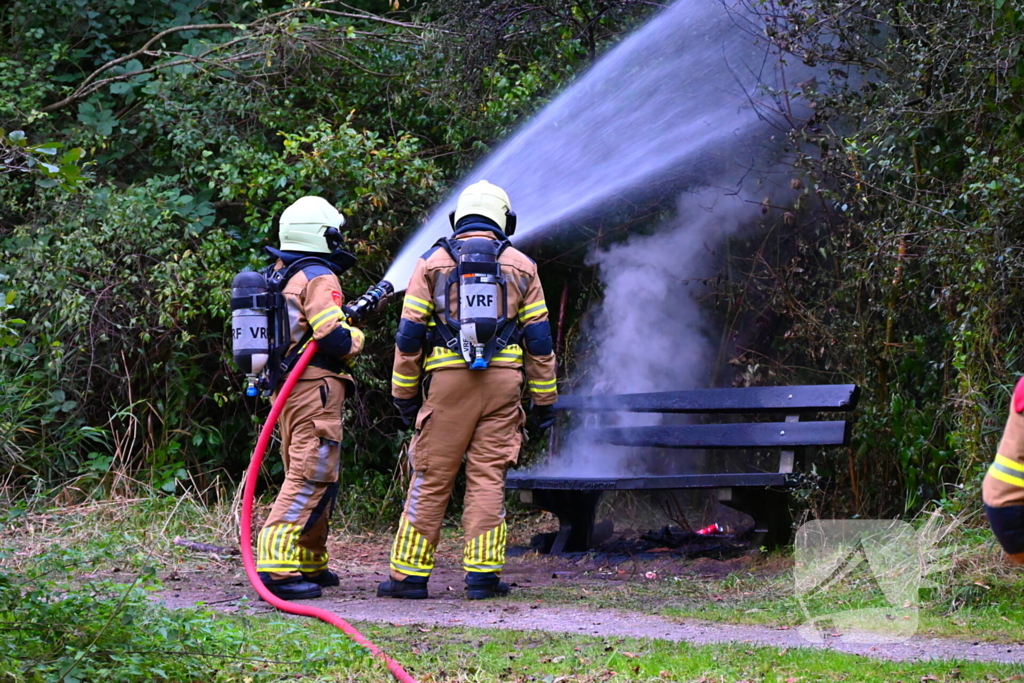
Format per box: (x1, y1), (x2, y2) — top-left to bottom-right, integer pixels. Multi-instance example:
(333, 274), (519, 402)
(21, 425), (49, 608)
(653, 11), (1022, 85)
(504, 542), (1024, 644)
(230, 615), (1024, 682)
(4, 495), (1024, 681)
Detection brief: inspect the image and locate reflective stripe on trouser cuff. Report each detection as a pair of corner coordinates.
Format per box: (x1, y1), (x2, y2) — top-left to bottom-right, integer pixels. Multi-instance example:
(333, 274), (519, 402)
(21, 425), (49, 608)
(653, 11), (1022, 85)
(257, 522), (329, 573)
(989, 454), (1024, 489)
(462, 522), (507, 573)
(389, 516), (435, 577)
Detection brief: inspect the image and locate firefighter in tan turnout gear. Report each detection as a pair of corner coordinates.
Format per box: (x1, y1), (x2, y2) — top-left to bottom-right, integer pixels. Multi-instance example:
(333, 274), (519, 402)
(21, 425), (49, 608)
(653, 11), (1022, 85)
(378, 180), (558, 600)
(983, 375), (1024, 566)
(255, 196), (365, 600)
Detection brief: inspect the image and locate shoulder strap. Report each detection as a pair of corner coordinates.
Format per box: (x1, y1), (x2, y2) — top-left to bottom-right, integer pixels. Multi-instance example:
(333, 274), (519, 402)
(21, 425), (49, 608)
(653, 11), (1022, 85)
(260, 257), (330, 392)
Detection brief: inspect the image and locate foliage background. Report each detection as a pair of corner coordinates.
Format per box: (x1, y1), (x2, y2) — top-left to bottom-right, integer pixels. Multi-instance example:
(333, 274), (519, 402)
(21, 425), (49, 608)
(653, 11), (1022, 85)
(3, 0), (1024, 521)
(0, 0), (652, 519)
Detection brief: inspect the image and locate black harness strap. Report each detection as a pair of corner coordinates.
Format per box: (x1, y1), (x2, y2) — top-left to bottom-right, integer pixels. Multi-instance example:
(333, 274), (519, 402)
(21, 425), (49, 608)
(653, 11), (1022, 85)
(429, 235), (517, 365)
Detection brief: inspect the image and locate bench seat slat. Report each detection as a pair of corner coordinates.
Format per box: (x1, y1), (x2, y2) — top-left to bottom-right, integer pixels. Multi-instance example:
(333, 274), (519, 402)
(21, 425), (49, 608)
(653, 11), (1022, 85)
(554, 385), (859, 414)
(505, 472), (790, 490)
(581, 420), (850, 449)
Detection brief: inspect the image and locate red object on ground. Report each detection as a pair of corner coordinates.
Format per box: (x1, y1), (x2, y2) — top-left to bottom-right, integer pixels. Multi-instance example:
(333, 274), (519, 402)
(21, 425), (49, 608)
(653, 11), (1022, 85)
(695, 523), (723, 535)
(1014, 376), (1024, 414)
(239, 341), (419, 683)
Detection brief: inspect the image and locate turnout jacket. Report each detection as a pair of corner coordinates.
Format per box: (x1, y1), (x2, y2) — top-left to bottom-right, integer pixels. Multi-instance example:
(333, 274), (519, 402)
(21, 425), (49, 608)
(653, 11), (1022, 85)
(270, 249), (365, 392)
(391, 230), (557, 405)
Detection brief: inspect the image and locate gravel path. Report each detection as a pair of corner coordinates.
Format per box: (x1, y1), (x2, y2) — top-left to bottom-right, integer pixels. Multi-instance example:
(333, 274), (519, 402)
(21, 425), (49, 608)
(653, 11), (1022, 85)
(161, 585), (1024, 664)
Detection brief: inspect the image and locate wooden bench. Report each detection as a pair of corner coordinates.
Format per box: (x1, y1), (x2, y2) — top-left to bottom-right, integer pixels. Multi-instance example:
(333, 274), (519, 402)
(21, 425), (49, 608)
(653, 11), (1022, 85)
(506, 384), (860, 554)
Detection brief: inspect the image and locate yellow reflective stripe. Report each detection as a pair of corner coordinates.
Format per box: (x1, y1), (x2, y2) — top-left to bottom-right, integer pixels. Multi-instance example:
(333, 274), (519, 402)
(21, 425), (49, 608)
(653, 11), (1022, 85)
(308, 306), (342, 331)
(424, 349), (466, 370)
(393, 371), (420, 380)
(990, 462), (1024, 489)
(390, 517), (435, 575)
(257, 523), (307, 571)
(990, 467), (1024, 489)
(392, 372), (420, 387)
(422, 347), (525, 369)
(298, 562), (328, 571)
(519, 300), (548, 321)
(462, 523), (506, 572)
(404, 295), (434, 314)
(494, 345), (524, 362)
(519, 300), (547, 315)
(424, 357), (466, 370)
(532, 378), (557, 395)
(996, 454), (1024, 473)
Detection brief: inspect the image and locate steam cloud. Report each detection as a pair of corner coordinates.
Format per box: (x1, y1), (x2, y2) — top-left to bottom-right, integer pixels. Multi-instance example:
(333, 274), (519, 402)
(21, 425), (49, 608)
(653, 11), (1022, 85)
(536, 175), (792, 477)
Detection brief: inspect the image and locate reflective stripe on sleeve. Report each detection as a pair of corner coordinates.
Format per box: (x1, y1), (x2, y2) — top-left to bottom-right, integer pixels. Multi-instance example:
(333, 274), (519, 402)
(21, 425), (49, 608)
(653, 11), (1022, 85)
(990, 454), (1024, 489)
(308, 306), (342, 331)
(392, 371), (420, 388)
(528, 378), (557, 393)
(403, 295), (434, 315)
(518, 300), (547, 322)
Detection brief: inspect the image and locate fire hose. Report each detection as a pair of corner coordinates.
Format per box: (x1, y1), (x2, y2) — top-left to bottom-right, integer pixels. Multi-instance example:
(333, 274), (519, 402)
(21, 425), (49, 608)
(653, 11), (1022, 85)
(239, 339), (418, 683)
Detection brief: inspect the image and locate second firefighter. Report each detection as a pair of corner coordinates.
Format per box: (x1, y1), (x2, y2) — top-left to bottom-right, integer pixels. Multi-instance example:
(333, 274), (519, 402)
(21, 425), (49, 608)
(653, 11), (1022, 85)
(378, 180), (558, 600)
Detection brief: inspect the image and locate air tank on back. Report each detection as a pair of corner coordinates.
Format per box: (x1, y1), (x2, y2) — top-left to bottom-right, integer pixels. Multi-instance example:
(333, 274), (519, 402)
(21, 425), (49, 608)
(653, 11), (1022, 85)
(231, 270), (270, 396)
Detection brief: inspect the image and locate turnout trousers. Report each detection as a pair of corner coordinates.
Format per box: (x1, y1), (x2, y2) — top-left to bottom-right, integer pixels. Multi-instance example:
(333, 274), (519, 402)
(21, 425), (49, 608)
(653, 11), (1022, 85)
(257, 375), (345, 580)
(389, 367), (525, 579)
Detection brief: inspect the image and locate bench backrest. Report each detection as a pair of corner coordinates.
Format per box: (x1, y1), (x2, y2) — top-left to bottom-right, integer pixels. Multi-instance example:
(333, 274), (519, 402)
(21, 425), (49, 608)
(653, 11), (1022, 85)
(554, 384), (860, 414)
(559, 384), (860, 451)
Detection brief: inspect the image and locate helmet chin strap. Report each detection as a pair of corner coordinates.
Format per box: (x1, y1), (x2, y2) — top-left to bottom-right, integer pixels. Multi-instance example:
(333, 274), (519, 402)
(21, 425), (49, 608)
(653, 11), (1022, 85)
(448, 211), (517, 237)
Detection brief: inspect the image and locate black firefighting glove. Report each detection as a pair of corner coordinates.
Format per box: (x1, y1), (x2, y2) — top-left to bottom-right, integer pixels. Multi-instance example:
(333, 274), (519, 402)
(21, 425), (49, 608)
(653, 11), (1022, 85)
(393, 397), (421, 430)
(531, 402), (557, 431)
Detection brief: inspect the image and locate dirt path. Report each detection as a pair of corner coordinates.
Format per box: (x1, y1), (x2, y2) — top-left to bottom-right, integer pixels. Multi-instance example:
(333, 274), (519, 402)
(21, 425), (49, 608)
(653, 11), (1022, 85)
(158, 564), (1024, 664)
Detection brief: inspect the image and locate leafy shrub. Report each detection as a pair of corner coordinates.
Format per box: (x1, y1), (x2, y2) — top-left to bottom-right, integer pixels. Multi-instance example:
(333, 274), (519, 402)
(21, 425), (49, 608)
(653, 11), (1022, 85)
(0, 545), (370, 682)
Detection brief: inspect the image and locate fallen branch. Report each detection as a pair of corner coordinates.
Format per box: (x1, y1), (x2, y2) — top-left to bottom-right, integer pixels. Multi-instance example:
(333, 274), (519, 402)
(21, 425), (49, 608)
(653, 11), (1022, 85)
(173, 536), (241, 556)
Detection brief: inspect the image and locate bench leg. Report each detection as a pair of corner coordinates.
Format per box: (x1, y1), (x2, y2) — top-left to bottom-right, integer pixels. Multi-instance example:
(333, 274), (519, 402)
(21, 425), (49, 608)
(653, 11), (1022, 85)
(720, 487), (793, 549)
(530, 490), (602, 553)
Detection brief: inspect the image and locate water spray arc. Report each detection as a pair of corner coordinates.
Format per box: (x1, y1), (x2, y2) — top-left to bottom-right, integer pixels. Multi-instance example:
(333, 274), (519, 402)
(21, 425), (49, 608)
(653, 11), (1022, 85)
(384, 1), (793, 291)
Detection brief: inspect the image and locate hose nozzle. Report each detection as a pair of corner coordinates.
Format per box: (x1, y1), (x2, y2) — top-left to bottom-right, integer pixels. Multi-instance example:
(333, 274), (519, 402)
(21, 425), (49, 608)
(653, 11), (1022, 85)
(343, 280), (395, 325)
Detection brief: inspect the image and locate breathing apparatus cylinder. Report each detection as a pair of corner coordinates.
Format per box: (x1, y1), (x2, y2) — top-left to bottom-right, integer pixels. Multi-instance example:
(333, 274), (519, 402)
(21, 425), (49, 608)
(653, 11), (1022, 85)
(230, 271), (271, 397)
(458, 273), (500, 370)
(448, 238), (506, 370)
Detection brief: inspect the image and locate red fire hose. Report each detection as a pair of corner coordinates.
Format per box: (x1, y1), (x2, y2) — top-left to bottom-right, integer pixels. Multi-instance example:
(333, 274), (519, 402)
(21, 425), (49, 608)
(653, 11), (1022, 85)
(239, 341), (418, 683)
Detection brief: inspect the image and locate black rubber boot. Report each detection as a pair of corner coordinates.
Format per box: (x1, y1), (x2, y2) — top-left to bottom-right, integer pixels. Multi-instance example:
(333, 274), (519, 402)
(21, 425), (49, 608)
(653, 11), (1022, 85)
(302, 569), (340, 587)
(465, 572), (511, 600)
(376, 574), (429, 599)
(258, 572), (322, 600)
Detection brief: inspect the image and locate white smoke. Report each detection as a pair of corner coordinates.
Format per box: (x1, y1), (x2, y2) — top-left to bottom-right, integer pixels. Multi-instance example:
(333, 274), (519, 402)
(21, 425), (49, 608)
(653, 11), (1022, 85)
(535, 175), (791, 477)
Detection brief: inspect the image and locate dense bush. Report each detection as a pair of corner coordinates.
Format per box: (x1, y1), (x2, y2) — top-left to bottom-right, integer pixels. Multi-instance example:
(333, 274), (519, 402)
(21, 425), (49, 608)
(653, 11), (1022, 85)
(0, 545), (369, 681)
(0, 1), (652, 511)
(716, 0), (1024, 515)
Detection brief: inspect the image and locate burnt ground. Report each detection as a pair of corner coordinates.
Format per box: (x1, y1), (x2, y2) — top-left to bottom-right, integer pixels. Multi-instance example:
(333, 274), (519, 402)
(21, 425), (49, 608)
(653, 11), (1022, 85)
(156, 528), (1024, 665)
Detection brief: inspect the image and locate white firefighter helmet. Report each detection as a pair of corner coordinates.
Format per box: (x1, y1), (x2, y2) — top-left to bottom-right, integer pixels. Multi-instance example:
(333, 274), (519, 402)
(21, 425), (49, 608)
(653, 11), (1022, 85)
(452, 180), (514, 232)
(278, 196), (346, 253)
